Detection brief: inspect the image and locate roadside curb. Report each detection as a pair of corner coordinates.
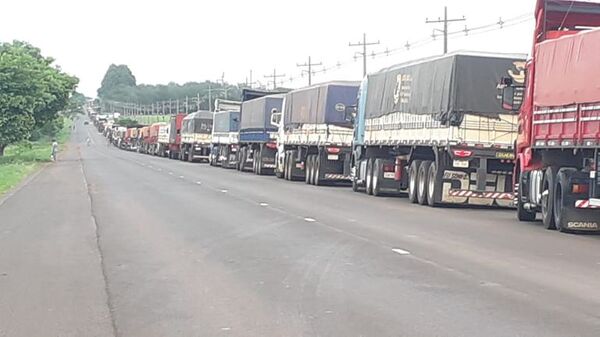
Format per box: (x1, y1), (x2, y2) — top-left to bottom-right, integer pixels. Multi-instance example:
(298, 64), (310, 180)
(0, 162), (50, 208)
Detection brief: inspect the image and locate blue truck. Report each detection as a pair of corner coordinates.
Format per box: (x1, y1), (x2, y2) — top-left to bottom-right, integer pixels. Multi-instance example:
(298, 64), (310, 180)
(237, 89), (285, 175)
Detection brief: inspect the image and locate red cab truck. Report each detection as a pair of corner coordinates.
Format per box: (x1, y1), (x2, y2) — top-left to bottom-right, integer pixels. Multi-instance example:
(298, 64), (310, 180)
(504, 0), (600, 232)
(167, 113), (186, 159)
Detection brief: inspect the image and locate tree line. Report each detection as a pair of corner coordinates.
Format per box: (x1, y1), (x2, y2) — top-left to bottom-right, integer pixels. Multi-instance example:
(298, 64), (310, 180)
(97, 64), (244, 111)
(0, 41), (83, 156)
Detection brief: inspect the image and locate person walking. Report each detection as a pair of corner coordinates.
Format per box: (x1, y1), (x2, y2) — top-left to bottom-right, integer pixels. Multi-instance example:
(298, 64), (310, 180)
(51, 139), (58, 161)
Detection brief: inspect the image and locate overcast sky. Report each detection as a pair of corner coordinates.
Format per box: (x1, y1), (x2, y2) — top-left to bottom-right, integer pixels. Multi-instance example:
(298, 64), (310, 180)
(1, 0), (538, 97)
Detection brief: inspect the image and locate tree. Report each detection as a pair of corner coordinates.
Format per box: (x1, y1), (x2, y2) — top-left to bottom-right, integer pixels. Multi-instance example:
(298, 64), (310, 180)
(97, 64), (136, 99)
(0, 41), (78, 155)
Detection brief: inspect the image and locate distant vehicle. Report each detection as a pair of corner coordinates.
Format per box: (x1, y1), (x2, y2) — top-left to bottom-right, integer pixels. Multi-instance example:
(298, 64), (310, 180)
(180, 111), (213, 162)
(502, 0), (600, 232)
(210, 110), (240, 168)
(352, 51), (525, 207)
(166, 113), (186, 159)
(237, 90), (284, 175)
(272, 81), (359, 184)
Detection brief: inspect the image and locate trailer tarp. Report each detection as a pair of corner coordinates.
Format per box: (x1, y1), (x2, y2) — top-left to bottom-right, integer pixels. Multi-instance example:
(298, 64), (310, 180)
(182, 111), (213, 134)
(213, 111), (240, 132)
(365, 53), (526, 124)
(533, 28), (600, 107)
(240, 95), (283, 131)
(283, 81), (359, 127)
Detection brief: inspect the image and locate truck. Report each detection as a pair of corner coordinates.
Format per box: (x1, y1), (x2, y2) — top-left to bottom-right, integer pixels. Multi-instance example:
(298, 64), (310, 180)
(210, 110), (240, 168)
(272, 81), (360, 185)
(180, 111), (213, 162)
(166, 113), (186, 159)
(146, 122), (166, 155)
(503, 0), (600, 232)
(352, 51), (525, 207)
(137, 126), (150, 153)
(237, 90), (284, 175)
(156, 123), (170, 157)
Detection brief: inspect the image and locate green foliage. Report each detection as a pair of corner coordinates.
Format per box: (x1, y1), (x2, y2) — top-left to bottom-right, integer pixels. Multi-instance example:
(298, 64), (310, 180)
(97, 64), (137, 99)
(0, 40), (78, 155)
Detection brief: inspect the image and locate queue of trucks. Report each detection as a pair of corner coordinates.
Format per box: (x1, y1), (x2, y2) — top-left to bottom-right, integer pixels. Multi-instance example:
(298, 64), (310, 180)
(92, 0), (600, 234)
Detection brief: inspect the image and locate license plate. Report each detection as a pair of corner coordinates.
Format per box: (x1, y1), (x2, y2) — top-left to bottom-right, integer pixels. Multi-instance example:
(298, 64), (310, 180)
(453, 160), (469, 168)
(383, 172), (395, 179)
(327, 154), (339, 161)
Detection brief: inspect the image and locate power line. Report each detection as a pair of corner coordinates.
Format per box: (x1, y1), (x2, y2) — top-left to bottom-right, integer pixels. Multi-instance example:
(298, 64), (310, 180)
(296, 56), (322, 86)
(349, 33), (380, 77)
(264, 68), (286, 90)
(426, 6), (466, 54)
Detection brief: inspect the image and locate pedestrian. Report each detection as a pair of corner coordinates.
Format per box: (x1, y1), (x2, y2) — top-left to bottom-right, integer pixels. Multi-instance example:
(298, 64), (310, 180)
(51, 139), (58, 161)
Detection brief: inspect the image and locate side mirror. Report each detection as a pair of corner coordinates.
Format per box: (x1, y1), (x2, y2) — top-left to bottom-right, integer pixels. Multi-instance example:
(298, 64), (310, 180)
(270, 108), (281, 126)
(498, 77), (523, 112)
(344, 106), (357, 123)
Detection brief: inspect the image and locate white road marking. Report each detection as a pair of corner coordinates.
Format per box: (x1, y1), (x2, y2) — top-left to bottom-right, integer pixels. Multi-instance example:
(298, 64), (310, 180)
(220, 327), (231, 331)
(304, 217), (316, 222)
(196, 181), (202, 185)
(221, 189), (228, 193)
(392, 248), (411, 256)
(169, 172), (174, 175)
(179, 175), (185, 179)
(259, 202), (269, 207)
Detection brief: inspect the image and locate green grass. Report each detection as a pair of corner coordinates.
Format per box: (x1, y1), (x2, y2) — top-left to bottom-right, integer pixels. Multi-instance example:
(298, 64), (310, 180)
(132, 115), (170, 124)
(0, 117), (73, 195)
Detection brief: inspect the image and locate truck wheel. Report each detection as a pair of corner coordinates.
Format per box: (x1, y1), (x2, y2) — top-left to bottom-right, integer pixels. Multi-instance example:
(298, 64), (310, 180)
(542, 167), (557, 230)
(256, 151), (263, 175)
(554, 169), (576, 233)
(352, 172), (360, 192)
(314, 154), (323, 186)
(305, 155), (313, 184)
(365, 158), (374, 195)
(426, 161), (439, 207)
(188, 148), (194, 163)
(311, 155), (319, 185)
(417, 160), (432, 205)
(517, 172), (536, 222)
(372, 159), (383, 197)
(408, 160), (422, 203)
(284, 151), (291, 180)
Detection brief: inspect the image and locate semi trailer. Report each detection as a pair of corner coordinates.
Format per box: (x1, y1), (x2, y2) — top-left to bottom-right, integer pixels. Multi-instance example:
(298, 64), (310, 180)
(352, 51), (526, 207)
(505, 0), (600, 232)
(237, 90), (284, 175)
(180, 111), (213, 162)
(273, 81), (360, 184)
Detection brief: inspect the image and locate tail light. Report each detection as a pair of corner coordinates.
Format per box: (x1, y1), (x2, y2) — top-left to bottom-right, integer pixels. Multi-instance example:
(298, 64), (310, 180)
(453, 149), (473, 158)
(572, 184), (589, 194)
(265, 142), (277, 150)
(383, 163), (395, 172)
(395, 158), (403, 180)
(327, 147), (341, 154)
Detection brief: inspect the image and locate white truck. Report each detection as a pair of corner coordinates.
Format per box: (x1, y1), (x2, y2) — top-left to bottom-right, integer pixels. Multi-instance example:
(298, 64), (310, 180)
(352, 51), (525, 207)
(180, 111), (213, 162)
(272, 81), (360, 185)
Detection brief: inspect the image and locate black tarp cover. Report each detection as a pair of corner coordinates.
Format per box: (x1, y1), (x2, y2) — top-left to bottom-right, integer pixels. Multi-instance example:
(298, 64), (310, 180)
(364, 52), (526, 124)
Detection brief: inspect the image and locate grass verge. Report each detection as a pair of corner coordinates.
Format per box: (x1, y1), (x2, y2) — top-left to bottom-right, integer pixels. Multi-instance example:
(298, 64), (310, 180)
(0, 117), (73, 196)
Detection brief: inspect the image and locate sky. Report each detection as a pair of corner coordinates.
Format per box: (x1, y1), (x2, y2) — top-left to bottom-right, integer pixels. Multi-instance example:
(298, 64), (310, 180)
(1, 0), (539, 98)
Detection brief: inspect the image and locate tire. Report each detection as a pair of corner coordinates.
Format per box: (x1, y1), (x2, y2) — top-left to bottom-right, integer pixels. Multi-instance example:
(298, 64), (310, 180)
(542, 166), (557, 230)
(314, 154), (323, 186)
(426, 161), (439, 207)
(305, 155), (313, 184)
(372, 159), (383, 197)
(275, 152), (284, 179)
(188, 147), (194, 163)
(365, 158), (374, 195)
(554, 169), (573, 233)
(256, 151), (263, 175)
(516, 172), (536, 222)
(417, 160), (432, 205)
(408, 160), (422, 203)
(352, 171), (360, 192)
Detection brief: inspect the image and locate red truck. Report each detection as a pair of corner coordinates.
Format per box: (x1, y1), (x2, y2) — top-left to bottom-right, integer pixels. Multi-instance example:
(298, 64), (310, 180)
(502, 0), (600, 232)
(167, 114), (186, 159)
(137, 126), (151, 154)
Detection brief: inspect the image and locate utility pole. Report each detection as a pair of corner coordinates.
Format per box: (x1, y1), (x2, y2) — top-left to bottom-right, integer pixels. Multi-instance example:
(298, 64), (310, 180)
(349, 33), (380, 77)
(426, 6), (466, 54)
(297, 56), (322, 86)
(264, 68), (286, 90)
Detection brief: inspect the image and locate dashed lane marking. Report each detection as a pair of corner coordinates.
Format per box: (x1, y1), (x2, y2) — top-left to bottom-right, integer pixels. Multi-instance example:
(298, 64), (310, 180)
(259, 202), (269, 207)
(196, 181), (202, 185)
(304, 217), (316, 222)
(392, 248), (411, 256)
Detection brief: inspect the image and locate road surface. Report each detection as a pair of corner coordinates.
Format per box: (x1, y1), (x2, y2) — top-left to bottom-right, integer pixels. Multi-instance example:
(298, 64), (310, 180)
(1, 119), (600, 337)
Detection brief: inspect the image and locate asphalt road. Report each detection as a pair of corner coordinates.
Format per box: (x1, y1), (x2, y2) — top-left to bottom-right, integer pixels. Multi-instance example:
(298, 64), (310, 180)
(1, 118), (600, 337)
